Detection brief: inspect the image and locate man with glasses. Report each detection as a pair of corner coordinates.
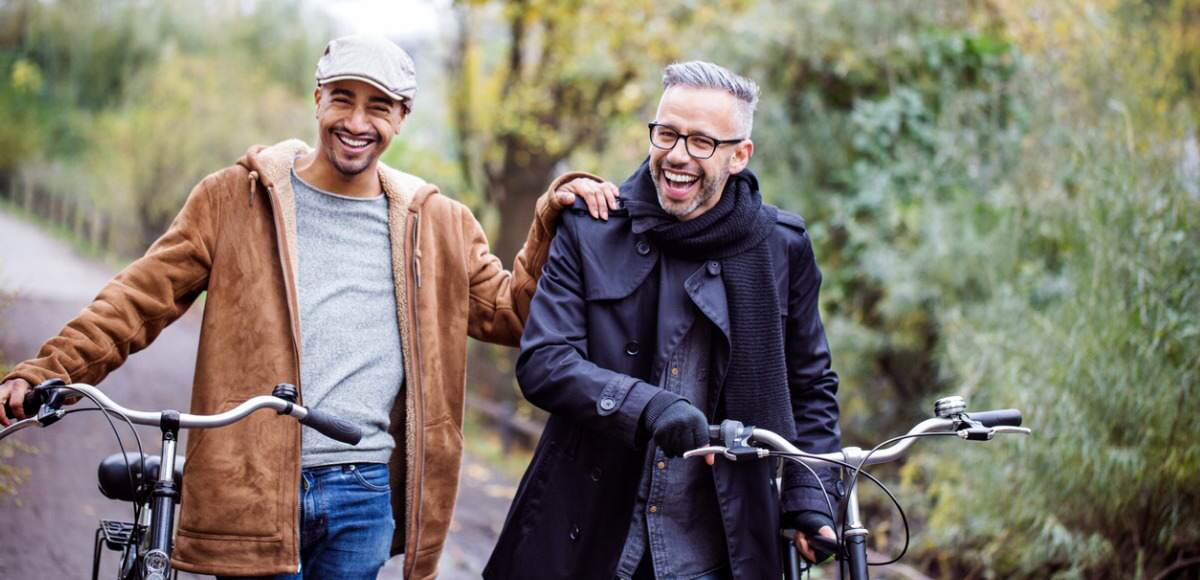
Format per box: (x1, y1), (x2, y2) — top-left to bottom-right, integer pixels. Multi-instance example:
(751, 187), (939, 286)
(485, 61), (842, 579)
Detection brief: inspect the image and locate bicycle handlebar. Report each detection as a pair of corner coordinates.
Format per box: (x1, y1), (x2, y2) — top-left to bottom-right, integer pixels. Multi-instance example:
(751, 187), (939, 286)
(2, 382), (362, 445)
(685, 405), (1028, 469)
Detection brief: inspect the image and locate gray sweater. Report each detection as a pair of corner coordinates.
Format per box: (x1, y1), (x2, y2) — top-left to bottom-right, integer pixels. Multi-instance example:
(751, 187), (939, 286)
(292, 170), (404, 467)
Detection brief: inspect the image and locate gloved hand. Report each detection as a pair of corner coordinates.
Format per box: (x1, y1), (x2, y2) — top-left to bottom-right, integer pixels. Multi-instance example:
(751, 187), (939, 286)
(640, 391), (709, 457)
(785, 510), (838, 564)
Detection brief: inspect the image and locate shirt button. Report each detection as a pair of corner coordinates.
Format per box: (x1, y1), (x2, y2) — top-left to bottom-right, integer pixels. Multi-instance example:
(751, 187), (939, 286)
(707, 261), (721, 276)
(657, 461), (666, 470)
(569, 525), (581, 540)
(670, 367), (679, 376)
(624, 341), (641, 356)
(648, 505), (658, 513)
(636, 240), (651, 256)
(599, 398), (616, 411)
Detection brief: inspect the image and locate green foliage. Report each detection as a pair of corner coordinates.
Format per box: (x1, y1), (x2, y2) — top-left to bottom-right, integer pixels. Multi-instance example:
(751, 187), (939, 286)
(0, 0), (328, 254)
(923, 115), (1199, 577)
(717, 0), (1199, 576)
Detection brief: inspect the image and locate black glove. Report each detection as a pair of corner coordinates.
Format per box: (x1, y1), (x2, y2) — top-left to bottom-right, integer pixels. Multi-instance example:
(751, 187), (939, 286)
(785, 510), (838, 564)
(640, 391), (708, 457)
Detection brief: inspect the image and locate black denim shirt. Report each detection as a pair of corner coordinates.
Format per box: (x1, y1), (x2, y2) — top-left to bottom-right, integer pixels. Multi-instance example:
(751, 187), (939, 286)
(614, 258), (728, 579)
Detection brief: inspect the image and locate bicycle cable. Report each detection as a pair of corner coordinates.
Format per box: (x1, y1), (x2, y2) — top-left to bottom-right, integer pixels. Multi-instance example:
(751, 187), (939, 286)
(770, 451), (907, 565)
(50, 386), (148, 531)
(838, 431), (961, 566)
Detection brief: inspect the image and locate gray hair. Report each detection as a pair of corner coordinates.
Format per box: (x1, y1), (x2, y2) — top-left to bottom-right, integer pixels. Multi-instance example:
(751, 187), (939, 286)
(662, 61), (760, 137)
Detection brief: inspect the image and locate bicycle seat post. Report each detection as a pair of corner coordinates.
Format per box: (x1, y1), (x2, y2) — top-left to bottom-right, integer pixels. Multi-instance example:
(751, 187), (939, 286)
(144, 410), (182, 580)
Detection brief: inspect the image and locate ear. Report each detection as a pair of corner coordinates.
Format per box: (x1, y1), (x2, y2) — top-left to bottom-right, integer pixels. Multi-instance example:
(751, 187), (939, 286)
(728, 139), (754, 175)
(313, 88), (322, 115)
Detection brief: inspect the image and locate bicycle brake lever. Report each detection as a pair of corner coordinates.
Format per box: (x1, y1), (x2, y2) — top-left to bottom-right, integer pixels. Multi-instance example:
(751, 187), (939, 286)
(683, 445), (727, 460)
(33, 380), (70, 427)
(781, 528), (840, 564)
(993, 426), (1032, 436)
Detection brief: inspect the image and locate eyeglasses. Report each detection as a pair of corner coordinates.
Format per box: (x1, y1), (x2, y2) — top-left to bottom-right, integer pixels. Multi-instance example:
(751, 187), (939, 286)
(648, 122), (745, 160)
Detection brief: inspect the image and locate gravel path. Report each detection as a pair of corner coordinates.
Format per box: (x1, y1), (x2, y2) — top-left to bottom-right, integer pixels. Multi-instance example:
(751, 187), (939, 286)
(0, 209), (515, 579)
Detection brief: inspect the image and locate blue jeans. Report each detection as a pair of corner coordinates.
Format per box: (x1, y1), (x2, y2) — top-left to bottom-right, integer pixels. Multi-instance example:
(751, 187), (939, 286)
(218, 463), (395, 580)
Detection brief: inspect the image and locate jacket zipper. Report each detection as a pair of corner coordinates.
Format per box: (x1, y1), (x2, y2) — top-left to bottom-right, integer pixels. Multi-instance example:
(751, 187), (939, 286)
(263, 180), (304, 574)
(405, 212), (427, 577)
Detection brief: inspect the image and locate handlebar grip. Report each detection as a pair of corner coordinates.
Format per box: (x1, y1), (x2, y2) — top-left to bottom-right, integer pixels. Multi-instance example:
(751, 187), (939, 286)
(3, 390), (44, 421)
(23, 391), (41, 418)
(300, 408), (363, 446)
(968, 409), (1022, 427)
(708, 425), (721, 442)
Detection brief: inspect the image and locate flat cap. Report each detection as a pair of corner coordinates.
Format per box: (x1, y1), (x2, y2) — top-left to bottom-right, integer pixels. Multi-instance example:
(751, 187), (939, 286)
(315, 35), (417, 107)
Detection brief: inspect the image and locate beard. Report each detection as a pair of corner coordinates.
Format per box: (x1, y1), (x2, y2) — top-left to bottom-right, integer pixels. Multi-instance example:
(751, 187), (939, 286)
(651, 160), (729, 219)
(329, 150), (374, 176)
(325, 126), (380, 177)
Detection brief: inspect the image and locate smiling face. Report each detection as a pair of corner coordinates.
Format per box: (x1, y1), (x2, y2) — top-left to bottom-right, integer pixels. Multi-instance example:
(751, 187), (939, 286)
(313, 80), (407, 178)
(649, 86), (754, 221)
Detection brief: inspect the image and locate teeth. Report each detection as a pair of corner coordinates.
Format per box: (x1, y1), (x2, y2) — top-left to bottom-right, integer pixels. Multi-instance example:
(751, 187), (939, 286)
(664, 170), (698, 184)
(338, 134), (370, 148)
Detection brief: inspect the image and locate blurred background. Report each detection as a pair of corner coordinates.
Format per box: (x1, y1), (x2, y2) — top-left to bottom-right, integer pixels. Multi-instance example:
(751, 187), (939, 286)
(0, 0), (1197, 578)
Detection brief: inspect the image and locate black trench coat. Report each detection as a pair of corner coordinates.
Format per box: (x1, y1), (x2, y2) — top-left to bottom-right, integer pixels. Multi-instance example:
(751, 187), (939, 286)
(484, 197), (841, 580)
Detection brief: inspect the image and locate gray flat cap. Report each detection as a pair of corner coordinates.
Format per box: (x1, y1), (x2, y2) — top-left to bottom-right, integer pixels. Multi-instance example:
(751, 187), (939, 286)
(315, 35), (417, 107)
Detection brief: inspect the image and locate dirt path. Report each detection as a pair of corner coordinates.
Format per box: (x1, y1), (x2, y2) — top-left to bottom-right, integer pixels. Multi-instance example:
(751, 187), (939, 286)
(0, 209), (515, 579)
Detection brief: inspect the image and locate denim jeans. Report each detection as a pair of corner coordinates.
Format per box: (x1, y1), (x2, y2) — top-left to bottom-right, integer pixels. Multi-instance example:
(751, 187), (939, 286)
(217, 463), (395, 580)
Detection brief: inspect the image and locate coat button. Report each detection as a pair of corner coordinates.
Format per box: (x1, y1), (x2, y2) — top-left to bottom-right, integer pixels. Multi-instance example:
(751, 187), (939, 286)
(569, 525), (581, 540)
(590, 467), (603, 482)
(624, 341), (641, 356)
(599, 398), (616, 411)
(636, 240), (651, 256)
(707, 261), (721, 276)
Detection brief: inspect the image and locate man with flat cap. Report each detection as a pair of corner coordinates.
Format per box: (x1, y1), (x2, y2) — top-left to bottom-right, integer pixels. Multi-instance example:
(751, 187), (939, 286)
(0, 35), (609, 579)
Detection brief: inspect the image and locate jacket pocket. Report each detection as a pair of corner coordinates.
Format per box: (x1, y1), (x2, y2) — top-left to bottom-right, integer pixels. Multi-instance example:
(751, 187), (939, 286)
(415, 418), (464, 554)
(177, 398), (282, 539)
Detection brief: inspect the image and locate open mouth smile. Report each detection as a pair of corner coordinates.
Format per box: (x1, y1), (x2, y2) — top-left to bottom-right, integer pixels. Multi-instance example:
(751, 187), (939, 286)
(334, 131), (375, 153)
(661, 169), (700, 200)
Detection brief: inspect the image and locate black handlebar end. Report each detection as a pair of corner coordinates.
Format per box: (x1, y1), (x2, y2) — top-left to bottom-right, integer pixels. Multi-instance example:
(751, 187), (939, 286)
(968, 409), (1023, 428)
(300, 408), (363, 446)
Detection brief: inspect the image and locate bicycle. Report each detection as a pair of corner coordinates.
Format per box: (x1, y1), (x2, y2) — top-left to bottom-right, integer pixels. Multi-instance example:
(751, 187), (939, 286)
(0, 379), (363, 580)
(684, 395), (1030, 580)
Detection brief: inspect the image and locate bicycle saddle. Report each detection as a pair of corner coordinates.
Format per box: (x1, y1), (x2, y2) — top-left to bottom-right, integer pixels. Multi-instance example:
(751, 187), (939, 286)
(97, 452), (186, 502)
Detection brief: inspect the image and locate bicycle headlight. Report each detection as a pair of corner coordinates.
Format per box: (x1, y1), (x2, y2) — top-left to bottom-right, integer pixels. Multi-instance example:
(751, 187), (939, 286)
(144, 549), (170, 575)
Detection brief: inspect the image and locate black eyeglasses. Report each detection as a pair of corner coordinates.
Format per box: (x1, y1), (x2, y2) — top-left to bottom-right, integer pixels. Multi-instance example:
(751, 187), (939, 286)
(648, 122), (745, 160)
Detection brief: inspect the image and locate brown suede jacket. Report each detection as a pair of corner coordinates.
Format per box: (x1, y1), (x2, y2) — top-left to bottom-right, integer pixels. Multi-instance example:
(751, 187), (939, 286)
(3, 139), (583, 578)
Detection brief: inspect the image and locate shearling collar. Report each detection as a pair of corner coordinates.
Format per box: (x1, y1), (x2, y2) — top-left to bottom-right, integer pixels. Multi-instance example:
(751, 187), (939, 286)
(236, 139), (437, 211)
(234, 139), (438, 289)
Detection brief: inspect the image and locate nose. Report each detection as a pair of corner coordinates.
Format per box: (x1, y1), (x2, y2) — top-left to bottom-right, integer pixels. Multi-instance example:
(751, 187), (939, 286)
(665, 137), (692, 165)
(345, 106), (371, 134)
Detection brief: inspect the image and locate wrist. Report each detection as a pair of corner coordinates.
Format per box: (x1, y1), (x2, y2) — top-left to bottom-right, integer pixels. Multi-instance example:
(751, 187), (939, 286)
(640, 390), (685, 432)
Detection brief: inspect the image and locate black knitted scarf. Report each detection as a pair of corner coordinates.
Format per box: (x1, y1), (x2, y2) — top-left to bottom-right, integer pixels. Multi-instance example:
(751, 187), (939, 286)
(622, 158), (797, 441)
